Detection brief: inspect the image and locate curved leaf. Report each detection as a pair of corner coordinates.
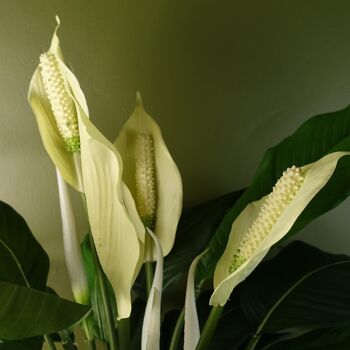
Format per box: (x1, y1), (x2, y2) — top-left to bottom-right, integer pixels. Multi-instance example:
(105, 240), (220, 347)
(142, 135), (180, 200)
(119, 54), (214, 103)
(199, 105), (350, 282)
(237, 241), (350, 350)
(0, 336), (43, 350)
(0, 281), (90, 340)
(81, 234), (117, 342)
(0, 201), (49, 290)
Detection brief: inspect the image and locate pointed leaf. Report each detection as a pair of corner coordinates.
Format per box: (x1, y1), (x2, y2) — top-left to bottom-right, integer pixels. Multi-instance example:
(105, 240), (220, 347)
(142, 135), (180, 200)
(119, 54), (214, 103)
(0, 280), (90, 340)
(0, 201), (49, 290)
(81, 234), (117, 341)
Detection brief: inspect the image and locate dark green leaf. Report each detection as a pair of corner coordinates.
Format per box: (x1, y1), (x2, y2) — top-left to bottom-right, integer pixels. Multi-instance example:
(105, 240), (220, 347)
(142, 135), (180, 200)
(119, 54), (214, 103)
(130, 299), (145, 350)
(239, 242), (350, 333)
(199, 106), (350, 282)
(0, 201), (49, 290)
(0, 280), (90, 340)
(0, 336), (43, 350)
(81, 234), (116, 342)
(164, 191), (244, 293)
(264, 326), (350, 350)
(0, 342), (33, 350)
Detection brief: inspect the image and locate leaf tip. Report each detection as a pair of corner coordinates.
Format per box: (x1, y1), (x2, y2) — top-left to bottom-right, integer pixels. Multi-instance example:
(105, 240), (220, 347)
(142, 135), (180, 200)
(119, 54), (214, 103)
(55, 15), (61, 26)
(136, 91), (143, 108)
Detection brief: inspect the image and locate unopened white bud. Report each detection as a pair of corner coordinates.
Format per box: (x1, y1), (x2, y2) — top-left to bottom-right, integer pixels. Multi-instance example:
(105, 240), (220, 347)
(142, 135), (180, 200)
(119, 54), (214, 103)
(39, 52), (80, 153)
(229, 166), (304, 273)
(134, 133), (157, 229)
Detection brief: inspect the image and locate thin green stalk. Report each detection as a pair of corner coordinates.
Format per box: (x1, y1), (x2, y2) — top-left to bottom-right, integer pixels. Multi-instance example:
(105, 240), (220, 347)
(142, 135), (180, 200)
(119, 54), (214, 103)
(89, 234), (119, 350)
(82, 320), (96, 350)
(168, 308), (184, 350)
(145, 262), (154, 296)
(195, 306), (223, 350)
(117, 317), (131, 350)
(87, 340), (97, 350)
(44, 335), (57, 350)
(245, 335), (261, 350)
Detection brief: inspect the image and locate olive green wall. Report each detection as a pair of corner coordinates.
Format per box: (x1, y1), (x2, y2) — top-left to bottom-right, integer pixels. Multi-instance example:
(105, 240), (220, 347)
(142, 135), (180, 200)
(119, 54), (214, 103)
(1, 0), (350, 302)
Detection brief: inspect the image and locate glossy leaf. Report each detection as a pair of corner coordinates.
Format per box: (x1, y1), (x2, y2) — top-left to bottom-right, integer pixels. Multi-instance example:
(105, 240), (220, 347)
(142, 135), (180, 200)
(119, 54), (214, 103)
(0, 201), (49, 290)
(264, 326), (350, 350)
(199, 105), (350, 282)
(202, 242), (350, 350)
(240, 241), (350, 334)
(0, 280), (90, 340)
(81, 234), (117, 341)
(0, 337), (43, 350)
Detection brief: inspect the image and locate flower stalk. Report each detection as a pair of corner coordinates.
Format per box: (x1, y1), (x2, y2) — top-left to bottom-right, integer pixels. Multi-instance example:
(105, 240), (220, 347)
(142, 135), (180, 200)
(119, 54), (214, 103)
(194, 306), (223, 350)
(56, 169), (89, 305)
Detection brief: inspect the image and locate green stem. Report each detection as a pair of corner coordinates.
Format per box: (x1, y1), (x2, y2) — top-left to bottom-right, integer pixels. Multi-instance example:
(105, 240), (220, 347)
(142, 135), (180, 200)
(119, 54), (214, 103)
(168, 308), (184, 350)
(87, 340), (97, 350)
(117, 317), (131, 350)
(195, 306), (223, 350)
(44, 335), (57, 350)
(89, 234), (119, 350)
(145, 262), (154, 296)
(245, 335), (261, 350)
(82, 320), (97, 350)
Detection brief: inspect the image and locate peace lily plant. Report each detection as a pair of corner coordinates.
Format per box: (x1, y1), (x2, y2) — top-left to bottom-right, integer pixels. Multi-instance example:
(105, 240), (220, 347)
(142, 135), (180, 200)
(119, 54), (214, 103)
(2, 16), (350, 350)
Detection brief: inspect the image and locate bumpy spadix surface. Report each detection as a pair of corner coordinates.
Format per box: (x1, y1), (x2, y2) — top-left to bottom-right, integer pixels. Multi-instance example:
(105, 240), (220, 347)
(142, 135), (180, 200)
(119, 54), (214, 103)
(114, 93), (183, 260)
(134, 133), (157, 229)
(39, 53), (80, 153)
(210, 151), (350, 307)
(230, 166), (304, 272)
(28, 16), (89, 191)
